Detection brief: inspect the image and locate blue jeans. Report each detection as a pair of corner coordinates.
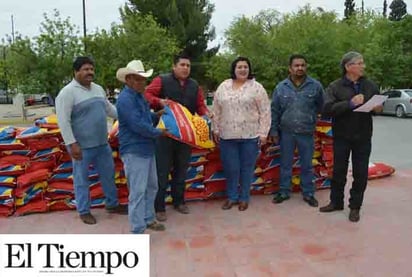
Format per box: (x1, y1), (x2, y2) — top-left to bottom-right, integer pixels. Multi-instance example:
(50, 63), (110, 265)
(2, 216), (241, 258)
(219, 138), (259, 203)
(121, 153), (158, 234)
(72, 144), (118, 215)
(279, 131), (315, 197)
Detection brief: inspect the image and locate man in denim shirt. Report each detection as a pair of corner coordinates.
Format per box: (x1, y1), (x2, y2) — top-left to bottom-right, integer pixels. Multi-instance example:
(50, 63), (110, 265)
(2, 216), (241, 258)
(269, 54), (324, 207)
(116, 60), (168, 234)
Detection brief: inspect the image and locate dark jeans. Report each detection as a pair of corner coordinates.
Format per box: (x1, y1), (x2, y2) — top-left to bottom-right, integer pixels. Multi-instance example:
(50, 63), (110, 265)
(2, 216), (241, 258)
(154, 136), (191, 212)
(219, 138), (259, 203)
(330, 137), (371, 210)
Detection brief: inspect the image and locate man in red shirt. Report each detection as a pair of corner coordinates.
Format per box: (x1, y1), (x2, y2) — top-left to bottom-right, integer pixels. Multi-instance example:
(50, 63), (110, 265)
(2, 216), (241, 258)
(145, 53), (208, 222)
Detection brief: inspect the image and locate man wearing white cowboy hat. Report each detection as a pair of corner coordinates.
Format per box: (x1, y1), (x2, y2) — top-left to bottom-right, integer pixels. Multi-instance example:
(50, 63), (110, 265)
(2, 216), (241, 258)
(116, 59), (168, 233)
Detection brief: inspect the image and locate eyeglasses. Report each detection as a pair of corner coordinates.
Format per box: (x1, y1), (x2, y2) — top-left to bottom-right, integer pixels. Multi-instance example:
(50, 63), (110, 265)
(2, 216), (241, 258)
(349, 61), (365, 66)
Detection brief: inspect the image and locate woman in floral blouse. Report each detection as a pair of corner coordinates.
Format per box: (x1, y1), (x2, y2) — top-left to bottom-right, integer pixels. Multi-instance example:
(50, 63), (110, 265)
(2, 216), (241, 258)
(211, 57), (271, 211)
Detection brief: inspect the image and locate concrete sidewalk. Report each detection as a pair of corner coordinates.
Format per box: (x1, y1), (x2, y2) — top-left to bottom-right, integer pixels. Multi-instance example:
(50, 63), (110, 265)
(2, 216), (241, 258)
(1, 169), (411, 276)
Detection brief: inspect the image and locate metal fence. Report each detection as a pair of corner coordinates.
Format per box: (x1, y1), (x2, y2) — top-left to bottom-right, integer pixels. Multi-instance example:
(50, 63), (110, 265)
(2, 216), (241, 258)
(0, 98), (13, 104)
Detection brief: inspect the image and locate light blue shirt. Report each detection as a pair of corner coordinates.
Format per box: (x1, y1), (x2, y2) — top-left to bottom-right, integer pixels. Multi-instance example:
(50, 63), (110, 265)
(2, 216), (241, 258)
(56, 79), (117, 149)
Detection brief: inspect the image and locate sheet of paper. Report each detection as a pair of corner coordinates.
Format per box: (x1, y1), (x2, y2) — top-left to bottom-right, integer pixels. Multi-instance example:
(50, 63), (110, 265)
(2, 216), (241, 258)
(354, 95), (388, 112)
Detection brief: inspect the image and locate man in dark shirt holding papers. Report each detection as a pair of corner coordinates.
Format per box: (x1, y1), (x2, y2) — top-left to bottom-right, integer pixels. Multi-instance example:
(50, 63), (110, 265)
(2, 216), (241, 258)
(319, 51), (383, 222)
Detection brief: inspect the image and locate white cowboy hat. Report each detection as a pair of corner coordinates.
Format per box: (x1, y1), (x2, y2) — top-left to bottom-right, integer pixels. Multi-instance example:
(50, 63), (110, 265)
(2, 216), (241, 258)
(116, 60), (153, 82)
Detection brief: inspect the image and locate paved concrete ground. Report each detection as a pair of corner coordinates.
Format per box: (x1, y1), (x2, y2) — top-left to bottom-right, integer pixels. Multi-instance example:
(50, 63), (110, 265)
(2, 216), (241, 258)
(1, 170), (411, 276)
(1, 111), (411, 276)
(0, 104), (54, 123)
(371, 115), (412, 169)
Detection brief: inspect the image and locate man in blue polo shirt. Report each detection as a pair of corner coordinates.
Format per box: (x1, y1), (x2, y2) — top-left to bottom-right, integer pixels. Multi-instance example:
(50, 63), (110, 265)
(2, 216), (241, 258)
(116, 60), (168, 234)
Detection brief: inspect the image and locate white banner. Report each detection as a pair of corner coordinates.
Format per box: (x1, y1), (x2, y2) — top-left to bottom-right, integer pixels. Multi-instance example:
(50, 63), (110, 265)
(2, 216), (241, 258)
(0, 234), (149, 277)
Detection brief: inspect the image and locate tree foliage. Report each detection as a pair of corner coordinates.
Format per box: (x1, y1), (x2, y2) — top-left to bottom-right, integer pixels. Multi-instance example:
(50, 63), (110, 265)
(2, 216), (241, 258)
(34, 10), (83, 96)
(6, 38), (39, 93)
(207, 6), (412, 92)
(2, 9), (178, 96)
(87, 12), (178, 90)
(124, 0), (218, 83)
(1, 4), (412, 98)
(3, 10), (82, 96)
(344, 0), (356, 20)
(383, 0), (388, 17)
(389, 0), (407, 21)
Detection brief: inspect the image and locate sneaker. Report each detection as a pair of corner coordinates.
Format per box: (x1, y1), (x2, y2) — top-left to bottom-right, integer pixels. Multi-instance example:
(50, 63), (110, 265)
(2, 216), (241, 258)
(174, 204), (190, 214)
(147, 221), (166, 231)
(303, 196), (319, 207)
(319, 202), (344, 213)
(156, 212), (167, 222)
(349, 209), (360, 222)
(106, 204), (128, 215)
(272, 193), (290, 204)
(79, 213), (96, 225)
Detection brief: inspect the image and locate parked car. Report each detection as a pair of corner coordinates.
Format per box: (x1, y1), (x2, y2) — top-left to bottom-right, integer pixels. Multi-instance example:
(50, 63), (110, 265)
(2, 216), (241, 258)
(380, 89), (412, 118)
(25, 93), (52, 106)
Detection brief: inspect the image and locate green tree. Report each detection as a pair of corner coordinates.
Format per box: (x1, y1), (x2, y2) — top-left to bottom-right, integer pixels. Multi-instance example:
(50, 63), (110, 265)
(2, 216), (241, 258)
(4, 37), (39, 94)
(344, 0), (356, 20)
(389, 0), (407, 21)
(206, 53), (236, 87)
(124, 0), (218, 84)
(218, 6), (345, 90)
(361, 0), (365, 15)
(383, 0), (388, 17)
(391, 15), (412, 87)
(363, 17), (401, 88)
(34, 10), (83, 96)
(222, 10), (283, 90)
(87, 13), (179, 90)
(0, 43), (10, 91)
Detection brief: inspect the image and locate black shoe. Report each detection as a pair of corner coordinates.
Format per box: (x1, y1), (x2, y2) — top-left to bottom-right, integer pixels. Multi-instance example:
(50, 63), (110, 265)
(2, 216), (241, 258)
(319, 202), (344, 213)
(79, 213), (96, 225)
(106, 204), (128, 215)
(349, 209), (360, 222)
(222, 200), (238, 210)
(272, 193), (290, 204)
(303, 196), (319, 207)
(174, 204), (190, 214)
